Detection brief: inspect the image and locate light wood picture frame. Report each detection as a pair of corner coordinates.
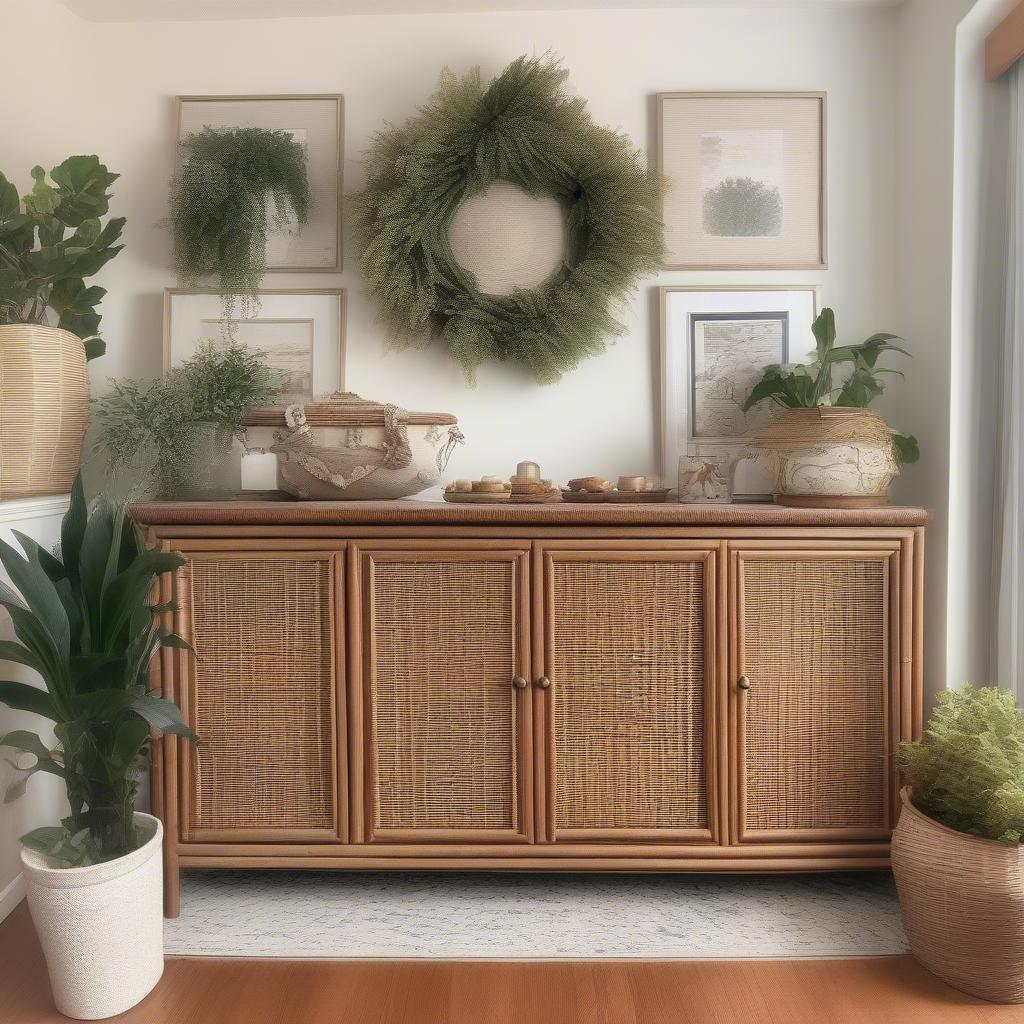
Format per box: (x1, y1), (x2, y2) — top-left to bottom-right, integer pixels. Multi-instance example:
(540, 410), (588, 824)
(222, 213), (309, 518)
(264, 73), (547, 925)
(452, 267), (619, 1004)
(660, 285), (820, 499)
(657, 92), (827, 270)
(163, 287), (346, 409)
(176, 94), (344, 272)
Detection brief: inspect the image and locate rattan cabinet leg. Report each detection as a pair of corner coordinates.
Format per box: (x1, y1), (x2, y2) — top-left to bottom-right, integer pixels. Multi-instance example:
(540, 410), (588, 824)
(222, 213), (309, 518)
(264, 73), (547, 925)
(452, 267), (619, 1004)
(164, 847), (180, 918)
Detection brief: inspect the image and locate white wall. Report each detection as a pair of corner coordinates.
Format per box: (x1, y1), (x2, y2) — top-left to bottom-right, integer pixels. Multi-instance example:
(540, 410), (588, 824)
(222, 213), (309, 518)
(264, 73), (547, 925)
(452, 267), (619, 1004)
(3, 0), (900, 488)
(0, 499), (71, 921)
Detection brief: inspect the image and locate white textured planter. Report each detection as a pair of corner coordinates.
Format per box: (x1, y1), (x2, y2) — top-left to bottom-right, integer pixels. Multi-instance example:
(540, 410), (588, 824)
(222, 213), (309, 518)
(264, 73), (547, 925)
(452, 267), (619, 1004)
(778, 441), (897, 499)
(21, 813), (164, 1020)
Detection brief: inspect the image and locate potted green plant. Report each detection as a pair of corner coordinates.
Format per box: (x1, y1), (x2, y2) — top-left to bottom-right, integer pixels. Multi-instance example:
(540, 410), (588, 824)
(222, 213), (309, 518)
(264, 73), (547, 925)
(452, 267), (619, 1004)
(743, 308), (919, 506)
(893, 685), (1024, 1003)
(170, 127), (309, 317)
(0, 157), (124, 500)
(93, 339), (280, 498)
(0, 476), (195, 1018)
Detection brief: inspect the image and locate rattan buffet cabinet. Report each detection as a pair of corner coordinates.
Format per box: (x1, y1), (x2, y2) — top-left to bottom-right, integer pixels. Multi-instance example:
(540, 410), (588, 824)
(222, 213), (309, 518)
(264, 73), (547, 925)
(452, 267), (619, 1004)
(130, 499), (927, 917)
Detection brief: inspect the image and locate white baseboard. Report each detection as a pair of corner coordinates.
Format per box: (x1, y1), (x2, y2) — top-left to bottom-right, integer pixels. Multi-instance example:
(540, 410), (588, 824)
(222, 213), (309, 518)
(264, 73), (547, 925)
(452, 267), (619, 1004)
(0, 872), (24, 924)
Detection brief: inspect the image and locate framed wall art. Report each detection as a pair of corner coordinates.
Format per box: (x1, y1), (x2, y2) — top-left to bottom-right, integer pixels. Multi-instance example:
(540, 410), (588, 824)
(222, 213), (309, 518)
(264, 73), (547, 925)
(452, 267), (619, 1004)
(176, 94), (344, 272)
(657, 92), (826, 270)
(163, 288), (346, 407)
(660, 286), (819, 499)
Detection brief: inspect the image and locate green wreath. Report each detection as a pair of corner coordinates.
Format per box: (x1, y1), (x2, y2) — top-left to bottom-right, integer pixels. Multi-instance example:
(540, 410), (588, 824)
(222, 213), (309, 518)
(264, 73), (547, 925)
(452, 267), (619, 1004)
(350, 55), (664, 384)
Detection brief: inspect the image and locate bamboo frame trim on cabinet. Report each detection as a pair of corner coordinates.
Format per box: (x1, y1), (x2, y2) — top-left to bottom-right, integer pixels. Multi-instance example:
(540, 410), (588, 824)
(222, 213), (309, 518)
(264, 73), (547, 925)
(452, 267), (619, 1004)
(656, 91), (828, 270)
(174, 93), (344, 273)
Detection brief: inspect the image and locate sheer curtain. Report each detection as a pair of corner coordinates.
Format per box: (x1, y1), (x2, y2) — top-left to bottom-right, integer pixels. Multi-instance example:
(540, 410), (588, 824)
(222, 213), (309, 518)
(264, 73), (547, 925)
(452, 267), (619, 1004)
(995, 61), (1024, 692)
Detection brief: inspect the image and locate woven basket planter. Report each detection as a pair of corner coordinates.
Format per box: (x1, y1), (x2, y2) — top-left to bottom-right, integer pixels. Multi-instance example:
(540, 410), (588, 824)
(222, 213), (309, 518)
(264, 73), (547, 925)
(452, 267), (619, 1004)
(892, 788), (1024, 1003)
(0, 324), (90, 501)
(21, 813), (164, 1019)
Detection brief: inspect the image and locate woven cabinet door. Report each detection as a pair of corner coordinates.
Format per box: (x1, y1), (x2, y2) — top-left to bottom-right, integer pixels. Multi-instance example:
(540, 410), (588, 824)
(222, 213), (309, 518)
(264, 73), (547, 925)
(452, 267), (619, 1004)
(356, 545), (532, 843)
(729, 545), (900, 844)
(539, 544), (719, 843)
(177, 550), (343, 843)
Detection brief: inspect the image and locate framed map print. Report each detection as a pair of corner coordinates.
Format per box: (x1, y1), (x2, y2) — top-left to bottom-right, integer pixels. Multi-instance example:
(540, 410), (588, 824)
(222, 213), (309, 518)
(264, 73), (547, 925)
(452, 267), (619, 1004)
(658, 92), (826, 269)
(661, 286), (818, 499)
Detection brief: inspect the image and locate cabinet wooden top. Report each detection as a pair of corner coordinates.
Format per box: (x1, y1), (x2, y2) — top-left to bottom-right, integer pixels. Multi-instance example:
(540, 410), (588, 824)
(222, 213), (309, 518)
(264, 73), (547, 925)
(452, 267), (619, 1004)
(129, 498), (929, 528)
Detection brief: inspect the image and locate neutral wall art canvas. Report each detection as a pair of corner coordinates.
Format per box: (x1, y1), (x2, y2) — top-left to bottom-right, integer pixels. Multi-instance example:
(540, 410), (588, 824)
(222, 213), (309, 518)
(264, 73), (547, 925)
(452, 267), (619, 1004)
(177, 94), (344, 271)
(661, 286), (818, 500)
(163, 288), (346, 409)
(658, 93), (826, 269)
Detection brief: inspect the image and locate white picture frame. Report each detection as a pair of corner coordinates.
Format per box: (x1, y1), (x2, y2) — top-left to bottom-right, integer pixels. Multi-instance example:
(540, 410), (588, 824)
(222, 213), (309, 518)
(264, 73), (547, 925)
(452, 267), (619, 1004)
(163, 288), (346, 414)
(176, 94), (344, 272)
(657, 92), (826, 270)
(660, 286), (819, 500)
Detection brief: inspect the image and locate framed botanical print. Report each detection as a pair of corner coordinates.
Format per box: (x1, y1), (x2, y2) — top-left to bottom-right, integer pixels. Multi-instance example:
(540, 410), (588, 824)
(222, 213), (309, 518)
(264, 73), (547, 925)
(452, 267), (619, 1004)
(176, 94), (344, 272)
(661, 286), (819, 499)
(163, 288), (346, 408)
(657, 92), (826, 269)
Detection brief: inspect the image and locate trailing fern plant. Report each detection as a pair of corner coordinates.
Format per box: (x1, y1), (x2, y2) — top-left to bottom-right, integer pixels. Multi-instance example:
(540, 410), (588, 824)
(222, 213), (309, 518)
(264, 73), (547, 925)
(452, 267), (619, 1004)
(0, 477), (196, 866)
(0, 156), (124, 357)
(170, 127), (310, 315)
(899, 684), (1024, 844)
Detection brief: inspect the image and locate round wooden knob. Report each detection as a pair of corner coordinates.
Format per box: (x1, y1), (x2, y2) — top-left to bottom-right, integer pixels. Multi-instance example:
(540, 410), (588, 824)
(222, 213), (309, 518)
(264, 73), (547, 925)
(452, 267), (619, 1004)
(737, 675), (751, 691)
(537, 676), (552, 690)
(512, 676), (528, 689)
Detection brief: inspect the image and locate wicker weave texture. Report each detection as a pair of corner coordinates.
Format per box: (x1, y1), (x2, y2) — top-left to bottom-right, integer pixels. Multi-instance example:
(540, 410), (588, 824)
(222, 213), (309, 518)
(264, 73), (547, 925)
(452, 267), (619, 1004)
(0, 325), (89, 500)
(187, 557), (335, 832)
(741, 557), (887, 830)
(369, 558), (519, 831)
(893, 789), (1024, 1003)
(550, 558), (708, 830)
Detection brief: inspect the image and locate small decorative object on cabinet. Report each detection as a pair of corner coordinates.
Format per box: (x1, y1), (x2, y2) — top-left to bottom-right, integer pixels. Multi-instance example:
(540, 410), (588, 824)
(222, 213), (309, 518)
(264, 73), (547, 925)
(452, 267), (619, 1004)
(176, 95), (343, 278)
(94, 339), (280, 498)
(678, 451), (732, 503)
(562, 476), (671, 503)
(447, 464), (560, 504)
(129, 497), (926, 919)
(245, 392), (463, 500)
(0, 479), (195, 1018)
(658, 92), (826, 269)
(660, 285), (819, 501)
(744, 308), (920, 507)
(164, 287), (346, 406)
(350, 55), (663, 383)
(0, 156), (124, 500)
(893, 685), (1024, 1004)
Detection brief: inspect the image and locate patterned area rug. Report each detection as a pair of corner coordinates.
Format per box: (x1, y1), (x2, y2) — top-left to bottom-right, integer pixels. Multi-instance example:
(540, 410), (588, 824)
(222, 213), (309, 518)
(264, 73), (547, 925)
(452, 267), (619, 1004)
(164, 871), (908, 959)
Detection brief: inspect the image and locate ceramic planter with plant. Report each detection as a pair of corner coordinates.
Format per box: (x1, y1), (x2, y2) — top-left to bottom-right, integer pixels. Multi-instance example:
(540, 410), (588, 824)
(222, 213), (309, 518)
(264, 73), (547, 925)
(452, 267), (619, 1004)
(0, 477), (195, 1019)
(893, 685), (1024, 1004)
(742, 308), (919, 507)
(170, 127), (309, 318)
(0, 157), (124, 500)
(93, 339), (280, 498)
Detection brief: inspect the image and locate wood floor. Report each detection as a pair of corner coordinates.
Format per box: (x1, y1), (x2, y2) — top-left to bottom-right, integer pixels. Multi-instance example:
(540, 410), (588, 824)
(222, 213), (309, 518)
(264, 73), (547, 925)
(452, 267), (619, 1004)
(3, 901), (1023, 1024)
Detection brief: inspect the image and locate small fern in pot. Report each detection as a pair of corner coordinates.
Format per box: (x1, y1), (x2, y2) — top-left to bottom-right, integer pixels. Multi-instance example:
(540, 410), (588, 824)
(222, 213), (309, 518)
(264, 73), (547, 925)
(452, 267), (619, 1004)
(170, 127), (310, 315)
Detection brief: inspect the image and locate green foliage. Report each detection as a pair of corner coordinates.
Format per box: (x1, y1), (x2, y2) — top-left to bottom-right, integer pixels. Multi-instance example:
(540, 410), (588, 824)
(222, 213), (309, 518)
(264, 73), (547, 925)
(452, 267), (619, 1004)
(93, 339), (280, 497)
(900, 685), (1024, 844)
(743, 307), (920, 465)
(0, 156), (124, 356)
(349, 54), (665, 384)
(702, 177), (782, 237)
(170, 128), (310, 314)
(0, 477), (195, 867)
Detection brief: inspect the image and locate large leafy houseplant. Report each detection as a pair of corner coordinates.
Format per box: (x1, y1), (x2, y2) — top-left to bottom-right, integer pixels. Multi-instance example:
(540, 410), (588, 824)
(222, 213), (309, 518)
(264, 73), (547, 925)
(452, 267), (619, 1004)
(899, 684), (1024, 844)
(0, 477), (195, 866)
(170, 127), (310, 316)
(0, 156), (125, 357)
(743, 308), (920, 465)
(94, 339), (281, 497)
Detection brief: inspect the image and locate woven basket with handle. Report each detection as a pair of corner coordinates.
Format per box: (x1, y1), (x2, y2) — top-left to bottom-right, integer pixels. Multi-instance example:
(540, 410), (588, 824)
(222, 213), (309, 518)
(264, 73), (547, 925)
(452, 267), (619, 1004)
(0, 324), (89, 501)
(892, 787), (1024, 1003)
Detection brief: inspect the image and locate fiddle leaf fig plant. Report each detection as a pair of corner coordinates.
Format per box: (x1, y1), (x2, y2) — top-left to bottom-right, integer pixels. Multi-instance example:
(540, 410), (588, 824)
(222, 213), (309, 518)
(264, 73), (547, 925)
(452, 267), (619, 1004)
(0, 477), (196, 867)
(743, 307), (920, 464)
(0, 156), (125, 359)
